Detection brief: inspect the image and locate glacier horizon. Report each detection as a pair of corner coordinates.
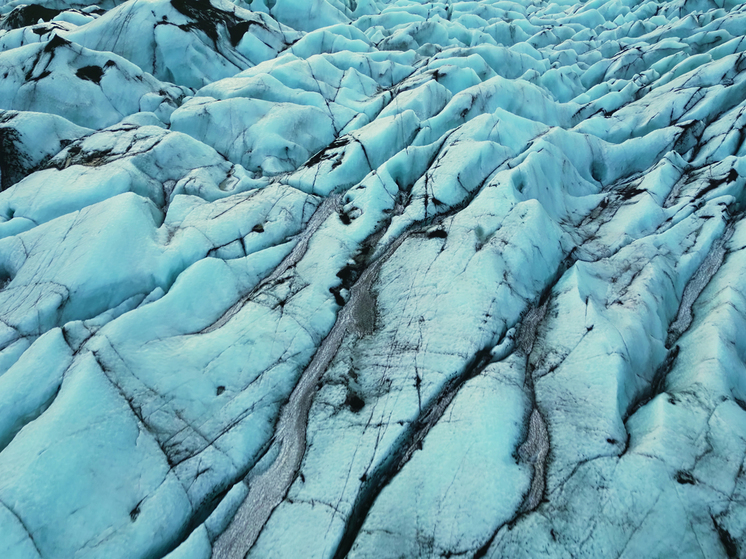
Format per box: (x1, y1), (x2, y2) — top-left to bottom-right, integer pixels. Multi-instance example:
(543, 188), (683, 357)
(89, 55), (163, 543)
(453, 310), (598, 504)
(0, 0), (745, 557)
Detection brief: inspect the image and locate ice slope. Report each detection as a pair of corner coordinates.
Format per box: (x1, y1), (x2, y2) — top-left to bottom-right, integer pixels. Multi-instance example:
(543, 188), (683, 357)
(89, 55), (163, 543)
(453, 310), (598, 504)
(0, 0), (745, 558)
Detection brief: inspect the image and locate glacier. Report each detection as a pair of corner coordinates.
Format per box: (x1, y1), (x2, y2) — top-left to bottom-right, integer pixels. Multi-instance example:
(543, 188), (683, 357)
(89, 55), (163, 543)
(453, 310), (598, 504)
(0, 0), (746, 557)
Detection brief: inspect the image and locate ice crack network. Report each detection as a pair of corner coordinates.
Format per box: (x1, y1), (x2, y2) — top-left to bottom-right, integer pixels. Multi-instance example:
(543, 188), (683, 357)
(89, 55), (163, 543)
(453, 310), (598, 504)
(0, 0), (745, 557)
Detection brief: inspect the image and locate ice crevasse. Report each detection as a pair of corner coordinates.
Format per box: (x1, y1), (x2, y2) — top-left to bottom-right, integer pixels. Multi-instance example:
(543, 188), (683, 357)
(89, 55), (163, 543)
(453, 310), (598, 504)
(0, 0), (746, 557)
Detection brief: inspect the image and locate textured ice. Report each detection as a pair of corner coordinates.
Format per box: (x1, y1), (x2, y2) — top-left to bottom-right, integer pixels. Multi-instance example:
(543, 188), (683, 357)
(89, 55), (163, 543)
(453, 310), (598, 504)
(0, 35), (189, 127)
(1, 0), (746, 558)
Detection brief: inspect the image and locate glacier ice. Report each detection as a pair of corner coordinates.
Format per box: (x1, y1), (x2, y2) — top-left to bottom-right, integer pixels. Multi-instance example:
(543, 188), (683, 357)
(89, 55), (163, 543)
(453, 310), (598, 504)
(1, 0), (746, 557)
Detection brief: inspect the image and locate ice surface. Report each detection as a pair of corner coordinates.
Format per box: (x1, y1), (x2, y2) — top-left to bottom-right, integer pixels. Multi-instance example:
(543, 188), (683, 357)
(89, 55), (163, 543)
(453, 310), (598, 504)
(0, 109), (91, 190)
(65, 0), (299, 88)
(0, 35), (189, 128)
(1, 0), (746, 558)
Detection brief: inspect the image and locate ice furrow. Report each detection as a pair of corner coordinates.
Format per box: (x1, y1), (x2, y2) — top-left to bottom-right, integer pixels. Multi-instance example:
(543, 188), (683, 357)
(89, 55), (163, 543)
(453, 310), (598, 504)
(200, 192), (334, 334)
(214, 230), (411, 559)
(331, 344), (494, 559)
